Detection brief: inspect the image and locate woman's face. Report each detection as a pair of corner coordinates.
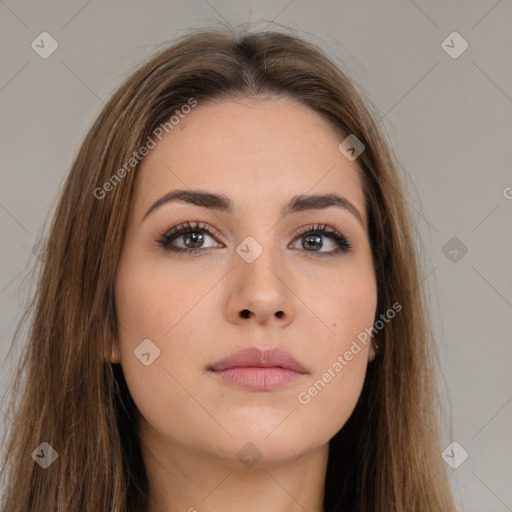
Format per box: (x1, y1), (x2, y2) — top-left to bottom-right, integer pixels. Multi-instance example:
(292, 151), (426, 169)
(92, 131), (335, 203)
(114, 96), (377, 466)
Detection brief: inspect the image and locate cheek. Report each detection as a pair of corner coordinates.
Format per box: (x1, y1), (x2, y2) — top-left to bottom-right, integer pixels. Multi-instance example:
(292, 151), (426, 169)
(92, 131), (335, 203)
(295, 269), (376, 432)
(332, 287), (377, 351)
(295, 351), (368, 445)
(114, 262), (217, 438)
(114, 257), (219, 407)
(310, 262), (377, 353)
(115, 257), (216, 342)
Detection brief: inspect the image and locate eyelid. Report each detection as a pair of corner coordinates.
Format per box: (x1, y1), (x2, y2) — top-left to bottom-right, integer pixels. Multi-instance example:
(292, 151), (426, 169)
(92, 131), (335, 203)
(292, 223), (353, 254)
(157, 219), (352, 255)
(158, 220), (225, 244)
(160, 220), (344, 239)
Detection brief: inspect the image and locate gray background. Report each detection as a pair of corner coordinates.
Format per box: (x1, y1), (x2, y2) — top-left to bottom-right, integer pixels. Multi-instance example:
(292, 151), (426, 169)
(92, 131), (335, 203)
(1, 1), (511, 510)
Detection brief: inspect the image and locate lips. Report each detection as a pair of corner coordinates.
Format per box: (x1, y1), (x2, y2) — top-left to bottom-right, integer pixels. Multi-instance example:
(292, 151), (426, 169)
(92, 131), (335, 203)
(209, 347), (308, 391)
(209, 346), (308, 374)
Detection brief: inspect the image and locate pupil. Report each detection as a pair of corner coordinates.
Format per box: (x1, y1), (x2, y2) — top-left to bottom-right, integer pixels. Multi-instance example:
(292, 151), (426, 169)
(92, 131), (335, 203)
(186, 232), (203, 248)
(304, 234), (322, 251)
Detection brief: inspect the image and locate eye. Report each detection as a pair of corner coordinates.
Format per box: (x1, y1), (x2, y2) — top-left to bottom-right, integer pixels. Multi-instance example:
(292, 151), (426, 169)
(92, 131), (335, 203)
(156, 220), (353, 257)
(290, 223), (353, 257)
(157, 220), (223, 256)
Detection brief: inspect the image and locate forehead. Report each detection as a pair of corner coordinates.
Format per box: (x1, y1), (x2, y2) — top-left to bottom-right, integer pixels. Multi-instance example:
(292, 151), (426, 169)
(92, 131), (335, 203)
(134, 97), (366, 220)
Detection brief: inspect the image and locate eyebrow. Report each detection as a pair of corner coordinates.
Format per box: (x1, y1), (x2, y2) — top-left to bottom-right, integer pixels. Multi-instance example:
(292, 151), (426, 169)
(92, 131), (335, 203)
(142, 189), (366, 227)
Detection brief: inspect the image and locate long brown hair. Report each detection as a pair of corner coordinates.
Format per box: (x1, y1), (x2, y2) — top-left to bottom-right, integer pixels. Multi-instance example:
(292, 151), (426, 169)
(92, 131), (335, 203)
(0, 26), (457, 511)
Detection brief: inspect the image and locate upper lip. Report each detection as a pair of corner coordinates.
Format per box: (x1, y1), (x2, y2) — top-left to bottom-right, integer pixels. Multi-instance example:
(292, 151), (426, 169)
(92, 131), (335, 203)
(209, 347), (308, 374)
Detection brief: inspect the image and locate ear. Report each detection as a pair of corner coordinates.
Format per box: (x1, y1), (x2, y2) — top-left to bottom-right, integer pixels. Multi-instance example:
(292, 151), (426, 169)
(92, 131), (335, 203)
(368, 338), (378, 362)
(109, 340), (121, 364)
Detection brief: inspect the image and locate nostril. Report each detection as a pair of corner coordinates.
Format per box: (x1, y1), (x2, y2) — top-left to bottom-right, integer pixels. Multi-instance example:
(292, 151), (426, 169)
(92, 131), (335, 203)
(240, 309), (252, 318)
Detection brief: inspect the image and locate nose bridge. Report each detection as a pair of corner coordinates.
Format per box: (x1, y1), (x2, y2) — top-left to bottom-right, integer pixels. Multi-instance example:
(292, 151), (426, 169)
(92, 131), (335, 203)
(226, 228), (294, 325)
(237, 231), (283, 297)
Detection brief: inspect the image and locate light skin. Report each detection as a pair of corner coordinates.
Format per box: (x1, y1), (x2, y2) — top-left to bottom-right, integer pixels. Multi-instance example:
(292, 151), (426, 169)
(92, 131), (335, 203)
(113, 96), (378, 512)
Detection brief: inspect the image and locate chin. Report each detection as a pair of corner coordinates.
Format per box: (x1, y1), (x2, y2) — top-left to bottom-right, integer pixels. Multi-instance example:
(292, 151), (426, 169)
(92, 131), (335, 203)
(216, 424), (323, 466)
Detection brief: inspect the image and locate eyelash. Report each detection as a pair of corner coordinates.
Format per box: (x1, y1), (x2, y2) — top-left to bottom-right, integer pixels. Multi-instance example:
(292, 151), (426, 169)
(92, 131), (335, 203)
(156, 220), (353, 258)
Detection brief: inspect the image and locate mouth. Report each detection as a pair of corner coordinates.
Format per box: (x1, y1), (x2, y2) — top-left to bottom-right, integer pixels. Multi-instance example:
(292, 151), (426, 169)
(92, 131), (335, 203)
(208, 347), (308, 391)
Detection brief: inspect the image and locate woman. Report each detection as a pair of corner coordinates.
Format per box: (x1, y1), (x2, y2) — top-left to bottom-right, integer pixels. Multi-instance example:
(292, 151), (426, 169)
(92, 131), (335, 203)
(0, 27), (458, 511)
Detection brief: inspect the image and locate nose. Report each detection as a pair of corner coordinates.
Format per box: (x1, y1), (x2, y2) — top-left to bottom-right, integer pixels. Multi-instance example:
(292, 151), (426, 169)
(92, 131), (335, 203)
(239, 308), (285, 320)
(224, 246), (295, 328)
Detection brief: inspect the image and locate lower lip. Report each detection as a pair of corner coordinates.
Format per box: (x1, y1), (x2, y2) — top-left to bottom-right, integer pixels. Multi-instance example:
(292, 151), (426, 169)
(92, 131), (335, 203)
(211, 367), (305, 391)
